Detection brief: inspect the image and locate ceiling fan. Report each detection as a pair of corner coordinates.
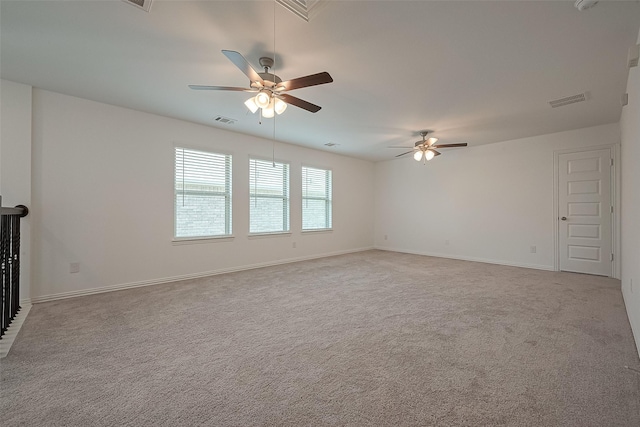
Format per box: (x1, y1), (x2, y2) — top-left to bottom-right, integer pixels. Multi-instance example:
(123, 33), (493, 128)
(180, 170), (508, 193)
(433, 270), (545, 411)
(189, 50), (333, 117)
(391, 131), (468, 163)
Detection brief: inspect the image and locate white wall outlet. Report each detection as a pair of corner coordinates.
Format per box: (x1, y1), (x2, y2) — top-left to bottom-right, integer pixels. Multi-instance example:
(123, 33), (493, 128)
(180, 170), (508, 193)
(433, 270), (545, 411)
(384, 234), (388, 241)
(530, 245), (537, 254)
(69, 262), (80, 274)
(445, 240), (450, 246)
(292, 242), (297, 248)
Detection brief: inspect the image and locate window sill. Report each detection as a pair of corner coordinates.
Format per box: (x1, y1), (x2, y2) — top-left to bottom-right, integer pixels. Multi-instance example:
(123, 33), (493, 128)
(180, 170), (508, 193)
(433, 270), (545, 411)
(301, 228), (333, 234)
(248, 231), (292, 239)
(172, 235), (235, 245)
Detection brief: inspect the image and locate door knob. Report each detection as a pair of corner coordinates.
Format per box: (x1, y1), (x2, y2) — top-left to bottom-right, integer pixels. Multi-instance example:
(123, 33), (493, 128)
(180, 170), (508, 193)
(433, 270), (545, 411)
(561, 217), (567, 221)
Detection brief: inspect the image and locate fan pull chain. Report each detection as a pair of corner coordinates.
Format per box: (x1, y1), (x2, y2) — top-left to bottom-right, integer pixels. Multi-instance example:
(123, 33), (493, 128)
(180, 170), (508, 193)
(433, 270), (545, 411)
(272, 0), (276, 168)
(182, 149), (185, 207)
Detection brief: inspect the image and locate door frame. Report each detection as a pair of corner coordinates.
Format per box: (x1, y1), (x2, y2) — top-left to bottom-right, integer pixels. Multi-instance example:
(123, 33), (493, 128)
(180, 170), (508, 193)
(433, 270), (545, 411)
(553, 143), (620, 278)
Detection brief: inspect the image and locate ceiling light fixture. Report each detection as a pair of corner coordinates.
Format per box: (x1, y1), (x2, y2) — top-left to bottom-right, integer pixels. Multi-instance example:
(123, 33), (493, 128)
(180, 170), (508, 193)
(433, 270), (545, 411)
(244, 97), (259, 113)
(246, 90), (284, 116)
(245, 90), (289, 117)
(242, 58), (290, 118)
(255, 91), (271, 109)
(262, 98), (276, 118)
(274, 97), (288, 115)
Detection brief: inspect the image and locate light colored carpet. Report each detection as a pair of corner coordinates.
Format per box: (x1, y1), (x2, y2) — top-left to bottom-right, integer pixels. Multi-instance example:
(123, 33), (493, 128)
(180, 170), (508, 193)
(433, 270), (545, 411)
(1, 250), (639, 426)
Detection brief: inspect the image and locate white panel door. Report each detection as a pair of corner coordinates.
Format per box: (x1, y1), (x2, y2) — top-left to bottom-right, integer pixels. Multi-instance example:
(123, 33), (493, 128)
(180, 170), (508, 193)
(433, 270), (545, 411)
(559, 149), (612, 276)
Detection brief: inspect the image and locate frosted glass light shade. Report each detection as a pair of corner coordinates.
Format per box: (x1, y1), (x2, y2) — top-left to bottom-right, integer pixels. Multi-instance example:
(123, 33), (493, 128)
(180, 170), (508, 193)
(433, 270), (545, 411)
(413, 150), (423, 161)
(244, 97), (259, 113)
(262, 98), (275, 118)
(262, 108), (275, 118)
(425, 150), (435, 161)
(255, 91), (271, 108)
(274, 98), (287, 115)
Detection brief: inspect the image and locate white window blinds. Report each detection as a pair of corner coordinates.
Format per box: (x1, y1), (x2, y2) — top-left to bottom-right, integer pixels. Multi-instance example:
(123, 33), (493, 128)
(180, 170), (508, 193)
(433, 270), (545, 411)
(249, 158), (290, 233)
(302, 166), (332, 230)
(175, 147), (232, 238)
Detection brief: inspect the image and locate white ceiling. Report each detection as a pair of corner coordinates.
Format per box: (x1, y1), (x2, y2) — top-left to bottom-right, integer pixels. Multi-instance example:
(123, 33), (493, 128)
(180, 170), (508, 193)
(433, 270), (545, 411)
(1, 0), (639, 161)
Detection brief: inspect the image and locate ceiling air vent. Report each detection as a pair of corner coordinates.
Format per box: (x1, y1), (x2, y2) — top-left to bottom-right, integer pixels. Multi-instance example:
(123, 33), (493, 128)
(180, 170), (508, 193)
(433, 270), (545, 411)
(276, 0), (323, 22)
(213, 116), (237, 125)
(549, 93), (587, 108)
(122, 0), (152, 12)
(324, 142), (339, 147)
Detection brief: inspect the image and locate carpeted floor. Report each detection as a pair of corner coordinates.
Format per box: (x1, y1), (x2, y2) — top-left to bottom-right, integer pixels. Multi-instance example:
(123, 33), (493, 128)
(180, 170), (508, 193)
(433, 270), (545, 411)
(1, 250), (639, 426)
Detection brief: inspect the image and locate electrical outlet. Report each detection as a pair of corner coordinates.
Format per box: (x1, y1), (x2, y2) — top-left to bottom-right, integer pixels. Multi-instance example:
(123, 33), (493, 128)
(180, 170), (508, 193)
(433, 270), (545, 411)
(530, 245), (537, 254)
(631, 278), (634, 293)
(292, 242), (297, 248)
(445, 240), (450, 246)
(384, 235), (388, 241)
(69, 262), (80, 274)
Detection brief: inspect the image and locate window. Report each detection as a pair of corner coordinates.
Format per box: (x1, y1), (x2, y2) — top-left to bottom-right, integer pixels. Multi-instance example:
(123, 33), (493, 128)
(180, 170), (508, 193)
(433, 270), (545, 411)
(175, 147), (232, 238)
(249, 158), (290, 233)
(302, 166), (332, 230)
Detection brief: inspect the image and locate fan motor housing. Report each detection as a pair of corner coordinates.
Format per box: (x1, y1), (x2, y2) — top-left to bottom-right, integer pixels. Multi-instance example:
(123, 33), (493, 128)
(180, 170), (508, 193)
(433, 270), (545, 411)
(257, 72), (282, 85)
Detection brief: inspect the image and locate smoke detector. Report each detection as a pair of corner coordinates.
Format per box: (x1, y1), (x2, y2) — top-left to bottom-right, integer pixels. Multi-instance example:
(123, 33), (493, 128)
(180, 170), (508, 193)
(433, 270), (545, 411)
(575, 0), (598, 11)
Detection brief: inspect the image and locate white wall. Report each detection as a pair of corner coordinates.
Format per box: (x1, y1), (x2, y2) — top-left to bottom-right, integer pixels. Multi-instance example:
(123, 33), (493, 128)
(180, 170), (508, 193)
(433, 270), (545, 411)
(374, 123), (620, 271)
(0, 79), (32, 301)
(30, 89), (374, 301)
(621, 31), (640, 356)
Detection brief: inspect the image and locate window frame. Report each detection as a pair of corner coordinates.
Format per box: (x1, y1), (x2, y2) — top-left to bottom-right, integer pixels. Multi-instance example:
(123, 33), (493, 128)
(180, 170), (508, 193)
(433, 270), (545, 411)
(173, 145), (233, 242)
(248, 156), (291, 236)
(301, 164), (333, 232)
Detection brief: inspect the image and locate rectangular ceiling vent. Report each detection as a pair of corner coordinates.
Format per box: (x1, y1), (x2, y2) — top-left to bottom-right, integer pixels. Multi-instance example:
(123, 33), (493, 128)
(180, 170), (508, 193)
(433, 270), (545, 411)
(549, 93), (587, 108)
(122, 0), (152, 13)
(276, 0), (322, 22)
(213, 116), (237, 125)
(324, 142), (339, 147)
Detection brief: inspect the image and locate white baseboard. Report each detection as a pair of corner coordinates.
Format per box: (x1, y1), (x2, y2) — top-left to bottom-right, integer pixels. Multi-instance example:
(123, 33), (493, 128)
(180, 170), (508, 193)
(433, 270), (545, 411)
(375, 246), (556, 272)
(621, 288), (640, 359)
(28, 247), (375, 304)
(0, 304), (32, 358)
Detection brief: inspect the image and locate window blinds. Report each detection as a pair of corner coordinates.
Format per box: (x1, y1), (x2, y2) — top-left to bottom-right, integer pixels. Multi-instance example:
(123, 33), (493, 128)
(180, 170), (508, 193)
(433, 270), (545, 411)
(249, 158), (290, 233)
(175, 147), (232, 238)
(302, 166), (332, 230)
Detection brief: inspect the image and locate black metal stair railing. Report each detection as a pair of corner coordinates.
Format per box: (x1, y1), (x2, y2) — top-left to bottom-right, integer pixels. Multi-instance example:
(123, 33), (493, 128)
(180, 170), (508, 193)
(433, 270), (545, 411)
(0, 195), (29, 340)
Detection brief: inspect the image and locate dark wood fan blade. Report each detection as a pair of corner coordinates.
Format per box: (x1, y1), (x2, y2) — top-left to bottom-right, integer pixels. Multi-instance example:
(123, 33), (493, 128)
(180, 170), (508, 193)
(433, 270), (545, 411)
(189, 85), (255, 92)
(432, 143), (468, 148)
(388, 146), (415, 149)
(431, 150), (442, 156)
(395, 150), (415, 158)
(278, 93), (321, 113)
(277, 72), (333, 91)
(222, 50), (263, 83)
